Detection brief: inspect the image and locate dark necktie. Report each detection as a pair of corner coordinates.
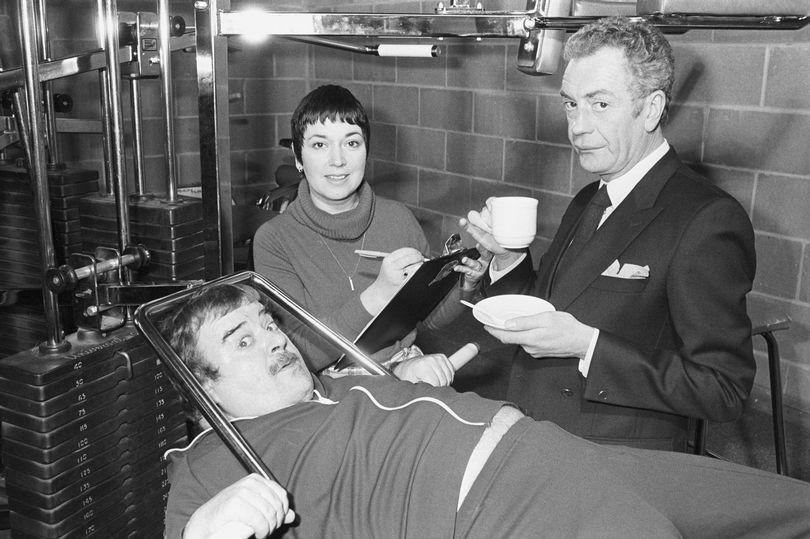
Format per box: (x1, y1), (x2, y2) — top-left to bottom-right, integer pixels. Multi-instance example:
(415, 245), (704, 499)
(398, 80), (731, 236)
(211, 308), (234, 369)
(557, 185), (612, 274)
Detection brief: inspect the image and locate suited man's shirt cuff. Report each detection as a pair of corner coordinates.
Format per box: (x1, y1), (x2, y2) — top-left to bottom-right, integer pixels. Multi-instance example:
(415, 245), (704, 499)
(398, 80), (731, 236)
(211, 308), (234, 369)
(488, 253), (527, 284)
(579, 329), (599, 377)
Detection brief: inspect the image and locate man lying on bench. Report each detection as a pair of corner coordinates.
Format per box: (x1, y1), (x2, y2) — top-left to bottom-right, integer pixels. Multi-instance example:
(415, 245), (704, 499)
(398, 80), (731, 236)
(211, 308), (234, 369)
(162, 283), (810, 538)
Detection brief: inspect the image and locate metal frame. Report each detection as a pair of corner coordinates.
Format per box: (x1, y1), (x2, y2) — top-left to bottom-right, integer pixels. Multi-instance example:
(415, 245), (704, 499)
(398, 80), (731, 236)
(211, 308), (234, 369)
(194, 5), (808, 278)
(5, 0), (196, 353)
(132, 270), (393, 480)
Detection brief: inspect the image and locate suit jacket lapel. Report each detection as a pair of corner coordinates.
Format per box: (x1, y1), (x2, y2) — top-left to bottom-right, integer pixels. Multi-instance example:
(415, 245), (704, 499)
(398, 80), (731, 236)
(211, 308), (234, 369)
(548, 149), (682, 310)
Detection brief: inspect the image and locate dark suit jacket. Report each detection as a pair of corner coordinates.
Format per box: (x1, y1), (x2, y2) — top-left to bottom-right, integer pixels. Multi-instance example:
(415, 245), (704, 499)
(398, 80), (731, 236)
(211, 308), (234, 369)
(486, 149), (756, 451)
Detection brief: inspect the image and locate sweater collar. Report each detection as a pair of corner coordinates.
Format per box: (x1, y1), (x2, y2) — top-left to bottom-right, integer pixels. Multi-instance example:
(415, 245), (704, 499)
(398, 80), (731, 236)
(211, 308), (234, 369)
(288, 179), (376, 240)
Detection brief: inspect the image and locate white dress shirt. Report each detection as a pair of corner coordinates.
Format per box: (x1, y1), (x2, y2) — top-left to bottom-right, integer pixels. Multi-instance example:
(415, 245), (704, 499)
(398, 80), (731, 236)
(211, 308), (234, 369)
(579, 140), (670, 376)
(489, 141), (671, 377)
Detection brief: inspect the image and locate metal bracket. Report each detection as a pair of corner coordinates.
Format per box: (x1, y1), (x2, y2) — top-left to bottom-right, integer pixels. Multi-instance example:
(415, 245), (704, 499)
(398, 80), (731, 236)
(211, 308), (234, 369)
(436, 0), (484, 14)
(0, 115), (20, 151)
(517, 0), (573, 75)
(119, 11), (161, 79)
(51, 245), (200, 335)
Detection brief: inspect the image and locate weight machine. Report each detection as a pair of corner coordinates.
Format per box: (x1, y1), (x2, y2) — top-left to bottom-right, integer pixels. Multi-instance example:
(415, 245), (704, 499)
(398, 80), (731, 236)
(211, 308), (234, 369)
(0, 0), (806, 536)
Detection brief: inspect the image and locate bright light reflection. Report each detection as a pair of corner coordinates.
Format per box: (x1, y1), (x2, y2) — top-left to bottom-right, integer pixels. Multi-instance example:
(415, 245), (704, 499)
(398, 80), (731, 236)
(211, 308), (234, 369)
(240, 8), (271, 44)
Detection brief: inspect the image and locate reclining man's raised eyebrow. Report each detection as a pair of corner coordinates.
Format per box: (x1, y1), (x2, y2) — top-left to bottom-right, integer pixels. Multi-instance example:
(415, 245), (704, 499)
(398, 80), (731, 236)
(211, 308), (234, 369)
(221, 321), (246, 344)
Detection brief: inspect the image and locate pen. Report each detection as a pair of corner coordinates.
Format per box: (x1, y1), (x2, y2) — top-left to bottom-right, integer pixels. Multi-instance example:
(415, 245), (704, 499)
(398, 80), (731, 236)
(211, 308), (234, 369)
(355, 250), (430, 261)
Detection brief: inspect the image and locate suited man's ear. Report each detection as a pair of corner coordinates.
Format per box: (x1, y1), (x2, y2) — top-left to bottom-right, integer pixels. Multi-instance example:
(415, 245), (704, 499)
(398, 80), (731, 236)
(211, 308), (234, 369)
(643, 90), (666, 132)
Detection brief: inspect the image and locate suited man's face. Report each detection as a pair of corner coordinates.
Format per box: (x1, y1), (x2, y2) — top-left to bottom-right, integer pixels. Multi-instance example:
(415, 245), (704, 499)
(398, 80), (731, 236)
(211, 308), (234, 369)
(560, 47), (663, 181)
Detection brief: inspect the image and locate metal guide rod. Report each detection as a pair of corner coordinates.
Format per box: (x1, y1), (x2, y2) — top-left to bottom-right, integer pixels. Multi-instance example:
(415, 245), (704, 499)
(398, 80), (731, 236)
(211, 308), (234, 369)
(98, 69), (114, 195)
(100, 0), (133, 274)
(196, 0), (234, 279)
(10, 92), (33, 166)
(35, 0), (61, 167)
(17, 0), (67, 352)
(129, 78), (146, 195)
(0, 47), (121, 92)
(159, 0), (179, 202)
(216, 11), (808, 37)
(284, 36), (439, 57)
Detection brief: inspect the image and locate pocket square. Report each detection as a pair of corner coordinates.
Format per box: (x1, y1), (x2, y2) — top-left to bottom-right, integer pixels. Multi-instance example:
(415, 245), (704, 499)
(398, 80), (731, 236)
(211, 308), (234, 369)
(602, 260), (649, 280)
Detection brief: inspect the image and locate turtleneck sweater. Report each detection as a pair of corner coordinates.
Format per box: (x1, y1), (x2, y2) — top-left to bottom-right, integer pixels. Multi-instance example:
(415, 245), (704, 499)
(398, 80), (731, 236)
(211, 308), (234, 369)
(253, 179), (429, 371)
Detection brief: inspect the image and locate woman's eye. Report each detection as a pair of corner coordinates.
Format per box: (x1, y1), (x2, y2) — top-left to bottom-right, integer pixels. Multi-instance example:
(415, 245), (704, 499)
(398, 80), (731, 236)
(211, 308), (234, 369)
(347, 139), (362, 148)
(311, 141), (325, 149)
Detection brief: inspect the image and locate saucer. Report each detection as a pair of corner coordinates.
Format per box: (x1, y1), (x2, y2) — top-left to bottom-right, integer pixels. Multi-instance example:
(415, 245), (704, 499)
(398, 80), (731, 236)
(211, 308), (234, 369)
(472, 294), (555, 329)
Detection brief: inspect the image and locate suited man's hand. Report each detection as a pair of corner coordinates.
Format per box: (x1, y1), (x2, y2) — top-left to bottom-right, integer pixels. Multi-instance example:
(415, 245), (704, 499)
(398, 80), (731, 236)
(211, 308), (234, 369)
(484, 311), (594, 359)
(459, 209), (522, 271)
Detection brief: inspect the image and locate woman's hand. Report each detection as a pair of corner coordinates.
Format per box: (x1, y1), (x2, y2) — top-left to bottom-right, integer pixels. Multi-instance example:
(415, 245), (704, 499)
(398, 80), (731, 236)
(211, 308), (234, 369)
(454, 253), (492, 293)
(360, 247), (425, 315)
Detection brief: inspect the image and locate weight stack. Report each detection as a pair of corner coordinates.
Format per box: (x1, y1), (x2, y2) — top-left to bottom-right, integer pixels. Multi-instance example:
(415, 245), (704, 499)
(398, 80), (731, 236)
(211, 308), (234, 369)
(0, 164), (98, 358)
(0, 326), (187, 538)
(79, 194), (205, 282)
(0, 164), (99, 290)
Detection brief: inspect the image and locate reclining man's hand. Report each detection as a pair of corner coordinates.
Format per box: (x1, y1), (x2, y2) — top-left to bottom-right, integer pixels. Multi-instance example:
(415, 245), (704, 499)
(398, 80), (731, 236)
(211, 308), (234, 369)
(183, 473), (294, 539)
(393, 354), (455, 387)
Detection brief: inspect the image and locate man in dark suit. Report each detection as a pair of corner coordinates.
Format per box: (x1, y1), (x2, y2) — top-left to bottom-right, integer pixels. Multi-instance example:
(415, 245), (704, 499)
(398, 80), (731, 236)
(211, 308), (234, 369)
(462, 16), (756, 452)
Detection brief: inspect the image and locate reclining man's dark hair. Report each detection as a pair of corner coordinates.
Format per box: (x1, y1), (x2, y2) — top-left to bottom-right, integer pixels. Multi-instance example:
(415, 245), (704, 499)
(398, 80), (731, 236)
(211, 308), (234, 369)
(290, 84), (371, 163)
(162, 284), (261, 384)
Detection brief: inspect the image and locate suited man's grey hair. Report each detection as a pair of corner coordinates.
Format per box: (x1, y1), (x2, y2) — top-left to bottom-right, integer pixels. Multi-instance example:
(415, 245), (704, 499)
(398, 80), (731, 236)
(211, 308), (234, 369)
(563, 16), (675, 127)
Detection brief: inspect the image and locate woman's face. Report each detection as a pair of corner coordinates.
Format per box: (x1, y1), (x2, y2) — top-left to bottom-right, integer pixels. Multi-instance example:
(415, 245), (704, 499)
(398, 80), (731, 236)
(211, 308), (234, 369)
(297, 119), (367, 214)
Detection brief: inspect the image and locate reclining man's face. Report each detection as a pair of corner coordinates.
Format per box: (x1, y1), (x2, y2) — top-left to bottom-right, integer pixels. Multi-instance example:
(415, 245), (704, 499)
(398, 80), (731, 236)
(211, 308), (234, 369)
(195, 300), (314, 418)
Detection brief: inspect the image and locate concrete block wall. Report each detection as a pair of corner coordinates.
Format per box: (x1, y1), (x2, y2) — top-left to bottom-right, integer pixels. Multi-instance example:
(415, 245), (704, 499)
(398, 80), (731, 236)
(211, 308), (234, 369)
(7, 2), (809, 424)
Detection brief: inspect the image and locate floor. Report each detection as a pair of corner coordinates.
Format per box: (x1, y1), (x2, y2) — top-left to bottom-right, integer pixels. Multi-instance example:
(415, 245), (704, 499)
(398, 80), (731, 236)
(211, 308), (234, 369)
(416, 310), (810, 483)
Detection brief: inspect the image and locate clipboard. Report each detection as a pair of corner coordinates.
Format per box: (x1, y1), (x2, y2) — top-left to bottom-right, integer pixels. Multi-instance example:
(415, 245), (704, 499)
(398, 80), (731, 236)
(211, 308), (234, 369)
(334, 247), (480, 370)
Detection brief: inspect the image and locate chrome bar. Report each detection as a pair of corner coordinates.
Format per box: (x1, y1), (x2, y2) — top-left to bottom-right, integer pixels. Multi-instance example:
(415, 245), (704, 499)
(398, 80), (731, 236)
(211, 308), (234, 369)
(129, 78), (146, 195)
(159, 0), (179, 202)
(218, 11), (532, 37)
(284, 36), (439, 57)
(10, 92), (32, 168)
(98, 69), (114, 195)
(18, 0), (67, 352)
(218, 11), (808, 37)
(35, 0), (61, 166)
(100, 0), (132, 273)
(196, 0), (234, 279)
(0, 49), (104, 93)
(96, 1), (113, 196)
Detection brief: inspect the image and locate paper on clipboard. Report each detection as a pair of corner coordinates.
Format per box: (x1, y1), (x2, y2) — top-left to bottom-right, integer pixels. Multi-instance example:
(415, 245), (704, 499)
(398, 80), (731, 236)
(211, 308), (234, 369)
(334, 247), (480, 370)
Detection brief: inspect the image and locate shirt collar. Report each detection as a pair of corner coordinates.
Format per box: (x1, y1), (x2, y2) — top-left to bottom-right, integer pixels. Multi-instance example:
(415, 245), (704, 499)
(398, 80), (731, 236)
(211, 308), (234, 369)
(601, 140), (669, 208)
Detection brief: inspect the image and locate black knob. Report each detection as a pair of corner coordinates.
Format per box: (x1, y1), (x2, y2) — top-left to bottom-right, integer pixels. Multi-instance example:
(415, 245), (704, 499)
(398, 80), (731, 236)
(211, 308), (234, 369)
(170, 15), (186, 37)
(46, 265), (78, 294)
(53, 93), (73, 113)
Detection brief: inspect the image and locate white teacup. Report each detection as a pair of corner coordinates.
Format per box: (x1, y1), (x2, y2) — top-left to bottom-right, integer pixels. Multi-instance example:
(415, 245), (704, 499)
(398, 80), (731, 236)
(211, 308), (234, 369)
(486, 196), (538, 249)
